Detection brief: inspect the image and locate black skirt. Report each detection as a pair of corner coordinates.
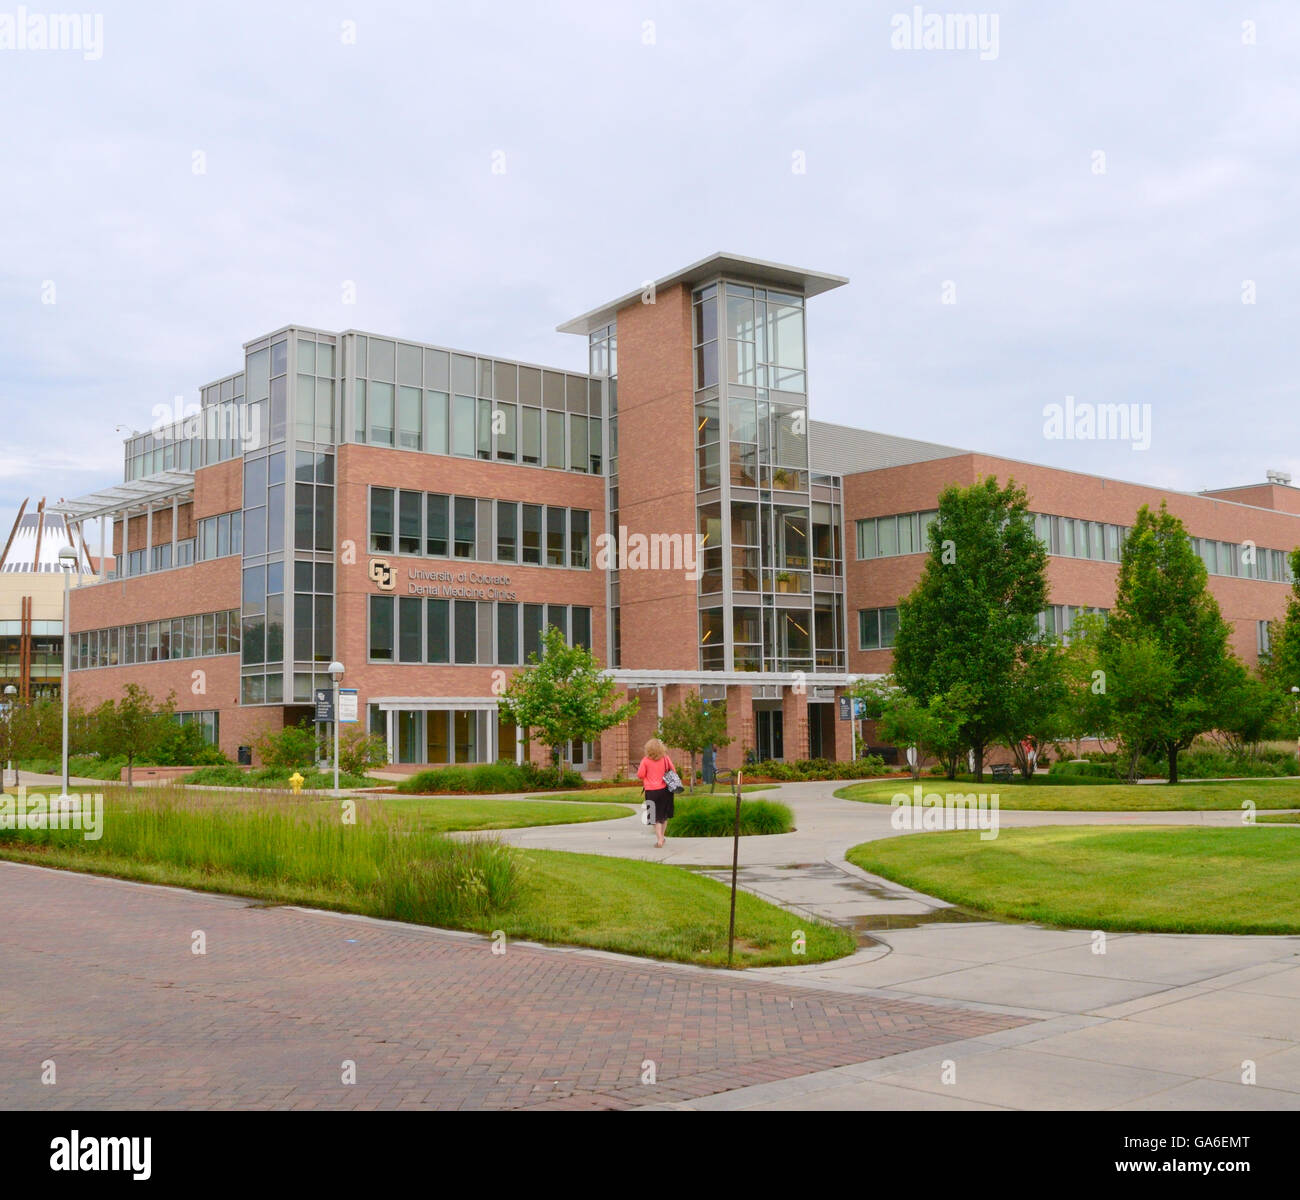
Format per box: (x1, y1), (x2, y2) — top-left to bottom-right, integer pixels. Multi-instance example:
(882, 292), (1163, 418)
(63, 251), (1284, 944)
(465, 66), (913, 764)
(645, 786), (673, 823)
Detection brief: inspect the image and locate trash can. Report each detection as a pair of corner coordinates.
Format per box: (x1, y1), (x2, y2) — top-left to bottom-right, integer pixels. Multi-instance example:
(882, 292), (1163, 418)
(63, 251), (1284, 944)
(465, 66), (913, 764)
(237, 745), (252, 766)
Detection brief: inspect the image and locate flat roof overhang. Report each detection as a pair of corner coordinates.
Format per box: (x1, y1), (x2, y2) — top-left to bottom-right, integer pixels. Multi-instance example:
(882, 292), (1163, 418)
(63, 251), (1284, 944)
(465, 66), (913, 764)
(49, 470), (196, 524)
(557, 252), (849, 336)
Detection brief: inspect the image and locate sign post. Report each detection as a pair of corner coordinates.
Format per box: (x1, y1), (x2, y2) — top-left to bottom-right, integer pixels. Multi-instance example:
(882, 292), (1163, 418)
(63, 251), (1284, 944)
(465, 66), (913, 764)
(716, 768), (744, 967)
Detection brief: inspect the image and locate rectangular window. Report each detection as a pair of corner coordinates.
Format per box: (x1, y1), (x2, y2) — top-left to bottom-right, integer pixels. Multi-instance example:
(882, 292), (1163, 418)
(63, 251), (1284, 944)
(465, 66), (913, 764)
(398, 490), (422, 555)
(453, 496), (476, 559)
(856, 519), (877, 560)
(398, 596), (422, 662)
(522, 504), (542, 565)
(370, 487), (394, 553)
(477, 398), (493, 460)
(496, 501), (517, 562)
(496, 402), (517, 461)
(523, 603), (544, 662)
(569, 414), (588, 472)
(427, 599), (450, 663)
(545, 410), (565, 469)
(426, 493), (449, 556)
(521, 407), (541, 465)
(569, 509), (589, 568)
(497, 602), (519, 665)
(546, 507), (566, 566)
(454, 600), (476, 663)
(452, 395), (476, 457)
(859, 608), (902, 650)
(572, 606), (591, 651)
(398, 385), (422, 450)
(425, 391), (448, 455)
(876, 517), (897, 557)
(369, 595), (394, 661)
(547, 604), (568, 642)
(368, 381), (394, 446)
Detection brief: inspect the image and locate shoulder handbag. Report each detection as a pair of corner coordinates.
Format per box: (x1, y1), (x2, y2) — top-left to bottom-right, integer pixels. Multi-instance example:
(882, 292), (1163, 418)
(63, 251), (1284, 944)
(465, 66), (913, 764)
(662, 759), (684, 795)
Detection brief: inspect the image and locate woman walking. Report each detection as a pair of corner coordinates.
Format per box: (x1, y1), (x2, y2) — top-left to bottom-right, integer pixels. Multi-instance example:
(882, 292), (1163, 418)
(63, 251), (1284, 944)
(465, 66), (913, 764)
(637, 737), (677, 848)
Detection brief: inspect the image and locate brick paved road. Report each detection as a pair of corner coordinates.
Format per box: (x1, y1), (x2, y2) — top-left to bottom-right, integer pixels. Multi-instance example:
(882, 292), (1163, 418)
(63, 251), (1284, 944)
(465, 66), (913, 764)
(0, 862), (1028, 1110)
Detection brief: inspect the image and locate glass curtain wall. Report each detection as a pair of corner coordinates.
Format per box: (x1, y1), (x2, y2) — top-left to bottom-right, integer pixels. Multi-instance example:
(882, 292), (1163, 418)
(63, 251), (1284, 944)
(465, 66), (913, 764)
(692, 281), (843, 673)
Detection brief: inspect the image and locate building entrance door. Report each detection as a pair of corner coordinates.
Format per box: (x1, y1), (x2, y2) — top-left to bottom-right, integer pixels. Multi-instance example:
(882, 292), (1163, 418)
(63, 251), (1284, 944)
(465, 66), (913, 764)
(808, 702), (834, 759)
(755, 709), (784, 762)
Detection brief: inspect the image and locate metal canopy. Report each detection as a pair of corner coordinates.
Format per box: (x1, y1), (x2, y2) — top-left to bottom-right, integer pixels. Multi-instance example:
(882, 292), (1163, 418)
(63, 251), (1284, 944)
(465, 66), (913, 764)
(48, 470), (196, 523)
(557, 252), (849, 336)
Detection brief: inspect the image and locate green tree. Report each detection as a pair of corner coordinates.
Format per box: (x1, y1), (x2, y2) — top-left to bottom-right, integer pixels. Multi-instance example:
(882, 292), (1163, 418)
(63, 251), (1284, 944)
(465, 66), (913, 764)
(1000, 639), (1068, 781)
(1213, 662), (1283, 761)
(498, 625), (639, 771)
(1055, 611), (1111, 758)
(892, 477), (1049, 781)
(1263, 547), (1300, 706)
(855, 677), (973, 780)
(1102, 503), (1237, 784)
(1097, 637), (1179, 782)
(658, 692), (733, 790)
(94, 684), (177, 786)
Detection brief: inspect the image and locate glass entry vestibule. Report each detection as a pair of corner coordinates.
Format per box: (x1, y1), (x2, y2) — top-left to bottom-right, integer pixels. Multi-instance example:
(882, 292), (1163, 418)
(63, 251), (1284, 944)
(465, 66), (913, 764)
(373, 701), (520, 766)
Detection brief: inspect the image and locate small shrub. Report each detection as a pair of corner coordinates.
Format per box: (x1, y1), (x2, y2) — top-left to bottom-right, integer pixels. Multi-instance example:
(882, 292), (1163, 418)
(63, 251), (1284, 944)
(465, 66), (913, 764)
(396, 761), (584, 795)
(255, 722), (319, 771)
(665, 796), (795, 837)
(338, 728), (389, 778)
(1049, 760), (1119, 779)
(745, 756), (887, 781)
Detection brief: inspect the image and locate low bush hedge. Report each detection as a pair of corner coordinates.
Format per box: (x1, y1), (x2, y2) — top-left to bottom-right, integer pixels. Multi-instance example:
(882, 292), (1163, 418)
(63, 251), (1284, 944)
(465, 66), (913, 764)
(183, 765), (379, 790)
(744, 756), (888, 781)
(396, 761), (584, 795)
(665, 795), (795, 837)
(1053, 747), (1297, 782)
(1049, 760), (1119, 779)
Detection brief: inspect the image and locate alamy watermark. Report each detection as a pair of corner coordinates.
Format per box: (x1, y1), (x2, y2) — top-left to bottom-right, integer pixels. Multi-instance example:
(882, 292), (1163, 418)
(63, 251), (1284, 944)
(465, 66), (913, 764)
(151, 395), (261, 450)
(594, 528), (705, 581)
(1043, 395), (1151, 451)
(0, 7), (103, 59)
(890, 6), (1000, 61)
(890, 784), (1000, 840)
(0, 788), (103, 840)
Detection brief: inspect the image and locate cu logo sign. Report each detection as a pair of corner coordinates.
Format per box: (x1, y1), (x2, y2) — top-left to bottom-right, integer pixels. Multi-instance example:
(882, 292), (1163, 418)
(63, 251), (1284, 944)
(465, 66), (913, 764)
(368, 559), (395, 591)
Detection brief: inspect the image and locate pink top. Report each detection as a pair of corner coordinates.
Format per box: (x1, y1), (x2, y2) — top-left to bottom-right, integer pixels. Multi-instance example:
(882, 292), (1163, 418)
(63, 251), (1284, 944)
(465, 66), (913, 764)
(637, 755), (675, 791)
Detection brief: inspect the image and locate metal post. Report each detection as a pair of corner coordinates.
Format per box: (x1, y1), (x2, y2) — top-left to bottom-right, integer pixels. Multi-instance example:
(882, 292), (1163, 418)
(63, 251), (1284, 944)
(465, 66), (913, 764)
(333, 680), (341, 796)
(727, 768), (743, 967)
(60, 565), (70, 798)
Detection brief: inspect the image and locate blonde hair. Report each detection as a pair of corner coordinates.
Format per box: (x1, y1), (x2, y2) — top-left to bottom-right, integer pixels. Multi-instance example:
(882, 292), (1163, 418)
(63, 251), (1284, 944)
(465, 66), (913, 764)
(644, 738), (667, 760)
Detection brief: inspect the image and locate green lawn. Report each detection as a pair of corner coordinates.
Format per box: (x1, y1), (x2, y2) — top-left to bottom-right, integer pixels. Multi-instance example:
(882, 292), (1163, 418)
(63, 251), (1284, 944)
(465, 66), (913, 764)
(378, 796), (632, 832)
(848, 826), (1300, 934)
(481, 849), (852, 965)
(0, 786), (848, 967)
(836, 777), (1300, 812)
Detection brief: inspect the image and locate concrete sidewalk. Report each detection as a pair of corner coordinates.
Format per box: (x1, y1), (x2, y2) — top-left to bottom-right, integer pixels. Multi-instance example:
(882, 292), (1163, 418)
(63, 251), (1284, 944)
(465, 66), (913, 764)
(487, 780), (1300, 1109)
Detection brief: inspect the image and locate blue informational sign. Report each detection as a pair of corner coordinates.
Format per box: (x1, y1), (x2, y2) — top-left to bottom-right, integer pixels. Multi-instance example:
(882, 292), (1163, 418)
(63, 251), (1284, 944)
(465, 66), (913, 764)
(838, 697), (868, 721)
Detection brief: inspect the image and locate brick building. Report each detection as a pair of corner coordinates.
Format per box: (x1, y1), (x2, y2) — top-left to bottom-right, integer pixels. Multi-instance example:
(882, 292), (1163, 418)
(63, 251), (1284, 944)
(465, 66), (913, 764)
(54, 253), (1300, 773)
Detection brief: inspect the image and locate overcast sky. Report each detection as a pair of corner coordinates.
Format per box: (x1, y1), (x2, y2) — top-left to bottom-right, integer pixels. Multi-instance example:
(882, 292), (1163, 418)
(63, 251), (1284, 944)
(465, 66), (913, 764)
(2, 0), (1297, 525)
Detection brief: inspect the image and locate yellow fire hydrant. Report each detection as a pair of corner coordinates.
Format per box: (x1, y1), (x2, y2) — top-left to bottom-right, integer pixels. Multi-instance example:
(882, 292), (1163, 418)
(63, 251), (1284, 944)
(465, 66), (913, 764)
(289, 771), (304, 794)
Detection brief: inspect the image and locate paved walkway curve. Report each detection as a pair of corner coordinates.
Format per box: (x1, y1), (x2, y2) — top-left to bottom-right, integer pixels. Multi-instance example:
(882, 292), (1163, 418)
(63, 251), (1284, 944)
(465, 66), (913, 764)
(485, 781), (1300, 1109)
(5, 782), (1300, 1110)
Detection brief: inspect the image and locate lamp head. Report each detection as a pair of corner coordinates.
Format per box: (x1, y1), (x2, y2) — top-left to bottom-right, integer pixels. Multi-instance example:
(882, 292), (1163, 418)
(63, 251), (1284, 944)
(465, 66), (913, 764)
(328, 661), (345, 682)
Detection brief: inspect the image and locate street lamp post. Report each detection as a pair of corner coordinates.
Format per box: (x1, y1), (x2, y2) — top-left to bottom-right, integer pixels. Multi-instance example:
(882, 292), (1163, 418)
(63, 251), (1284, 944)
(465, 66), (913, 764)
(58, 545), (78, 801)
(2, 684), (16, 789)
(328, 661), (345, 797)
